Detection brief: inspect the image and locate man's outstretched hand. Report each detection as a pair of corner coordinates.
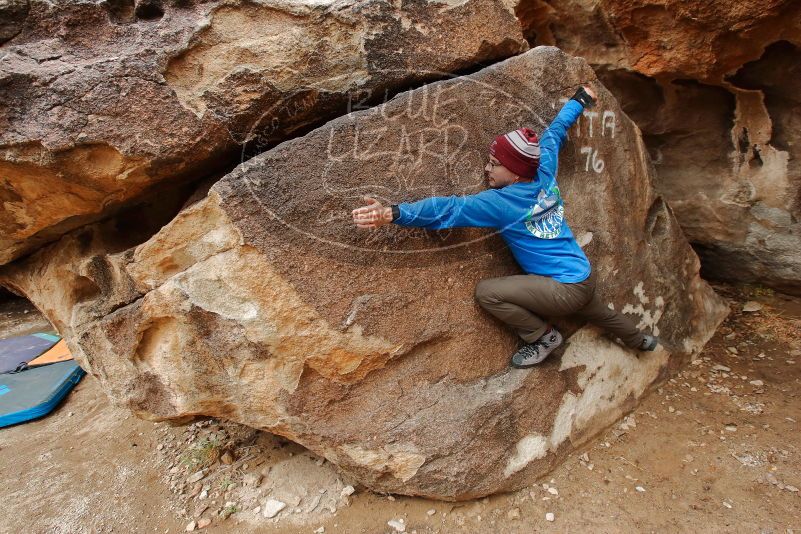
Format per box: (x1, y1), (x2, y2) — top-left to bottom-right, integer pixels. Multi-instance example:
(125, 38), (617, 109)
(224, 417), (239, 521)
(352, 196), (393, 229)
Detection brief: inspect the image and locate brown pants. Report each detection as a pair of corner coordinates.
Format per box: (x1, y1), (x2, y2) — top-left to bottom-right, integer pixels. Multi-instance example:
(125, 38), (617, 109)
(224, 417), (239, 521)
(474, 270), (645, 348)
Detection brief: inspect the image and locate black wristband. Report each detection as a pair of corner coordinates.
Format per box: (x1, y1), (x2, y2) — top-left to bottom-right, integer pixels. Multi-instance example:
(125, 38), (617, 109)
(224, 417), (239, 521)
(571, 87), (595, 108)
(391, 204), (400, 222)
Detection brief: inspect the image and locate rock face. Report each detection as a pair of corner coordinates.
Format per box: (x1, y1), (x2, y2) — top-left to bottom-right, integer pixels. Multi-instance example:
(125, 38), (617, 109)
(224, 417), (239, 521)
(0, 0), (527, 265)
(0, 0), (29, 44)
(4, 0), (799, 294)
(516, 0), (801, 293)
(0, 47), (727, 499)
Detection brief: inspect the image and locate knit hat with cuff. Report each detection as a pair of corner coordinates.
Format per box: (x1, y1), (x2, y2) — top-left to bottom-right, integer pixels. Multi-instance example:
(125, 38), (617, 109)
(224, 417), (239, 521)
(489, 127), (540, 179)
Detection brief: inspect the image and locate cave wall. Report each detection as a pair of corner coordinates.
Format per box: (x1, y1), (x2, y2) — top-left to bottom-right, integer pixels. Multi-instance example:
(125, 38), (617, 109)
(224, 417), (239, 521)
(516, 0), (801, 293)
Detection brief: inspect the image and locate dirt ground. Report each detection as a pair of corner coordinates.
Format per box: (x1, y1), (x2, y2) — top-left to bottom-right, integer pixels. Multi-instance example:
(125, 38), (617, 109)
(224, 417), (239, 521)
(1, 283), (799, 534)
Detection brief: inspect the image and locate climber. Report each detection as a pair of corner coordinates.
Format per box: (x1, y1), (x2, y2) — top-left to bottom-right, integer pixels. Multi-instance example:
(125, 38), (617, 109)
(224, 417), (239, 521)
(351, 85), (658, 368)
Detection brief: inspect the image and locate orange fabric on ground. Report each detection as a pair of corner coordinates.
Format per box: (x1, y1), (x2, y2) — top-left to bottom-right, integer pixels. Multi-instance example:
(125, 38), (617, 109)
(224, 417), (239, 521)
(27, 340), (72, 367)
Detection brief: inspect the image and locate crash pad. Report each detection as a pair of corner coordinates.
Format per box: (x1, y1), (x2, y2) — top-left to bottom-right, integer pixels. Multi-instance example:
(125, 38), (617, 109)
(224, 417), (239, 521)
(0, 333), (60, 374)
(0, 360), (84, 428)
(27, 339), (72, 368)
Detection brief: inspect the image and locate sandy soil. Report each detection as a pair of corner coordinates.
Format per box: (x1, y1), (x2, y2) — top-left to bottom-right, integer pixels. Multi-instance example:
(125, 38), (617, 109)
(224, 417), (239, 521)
(0, 284), (799, 534)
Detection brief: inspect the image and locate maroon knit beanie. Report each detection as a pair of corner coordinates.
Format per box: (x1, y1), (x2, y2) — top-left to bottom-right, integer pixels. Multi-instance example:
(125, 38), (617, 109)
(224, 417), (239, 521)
(489, 127), (541, 179)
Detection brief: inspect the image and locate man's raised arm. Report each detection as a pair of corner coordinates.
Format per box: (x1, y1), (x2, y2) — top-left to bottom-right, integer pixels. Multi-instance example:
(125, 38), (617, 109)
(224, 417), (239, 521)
(537, 85), (597, 180)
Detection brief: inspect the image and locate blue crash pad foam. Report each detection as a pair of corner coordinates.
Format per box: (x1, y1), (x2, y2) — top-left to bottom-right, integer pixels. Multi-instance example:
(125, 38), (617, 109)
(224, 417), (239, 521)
(0, 360), (85, 428)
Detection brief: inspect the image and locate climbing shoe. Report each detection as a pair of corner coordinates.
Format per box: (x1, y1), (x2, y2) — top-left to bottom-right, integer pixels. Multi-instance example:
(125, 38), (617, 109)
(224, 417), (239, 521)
(639, 334), (658, 351)
(511, 327), (563, 368)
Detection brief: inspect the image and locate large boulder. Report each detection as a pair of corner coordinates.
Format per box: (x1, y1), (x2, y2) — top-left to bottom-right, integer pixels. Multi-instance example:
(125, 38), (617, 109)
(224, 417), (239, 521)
(0, 47), (727, 500)
(0, 0), (527, 265)
(516, 0), (801, 293)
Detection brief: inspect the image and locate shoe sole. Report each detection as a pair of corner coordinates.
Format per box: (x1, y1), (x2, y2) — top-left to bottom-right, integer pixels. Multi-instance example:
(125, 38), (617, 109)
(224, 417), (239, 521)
(510, 341), (566, 369)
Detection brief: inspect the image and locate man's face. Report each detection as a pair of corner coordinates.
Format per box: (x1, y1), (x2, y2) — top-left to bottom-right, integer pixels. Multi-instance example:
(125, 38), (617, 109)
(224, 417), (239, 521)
(485, 155), (520, 189)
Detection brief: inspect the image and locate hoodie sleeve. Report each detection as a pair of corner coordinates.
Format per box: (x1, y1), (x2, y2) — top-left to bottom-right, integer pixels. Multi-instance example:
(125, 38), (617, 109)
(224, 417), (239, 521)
(394, 189), (503, 229)
(536, 99), (584, 184)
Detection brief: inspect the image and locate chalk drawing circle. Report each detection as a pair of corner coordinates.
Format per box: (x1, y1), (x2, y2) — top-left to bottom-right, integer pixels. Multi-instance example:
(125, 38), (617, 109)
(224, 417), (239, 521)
(239, 68), (550, 255)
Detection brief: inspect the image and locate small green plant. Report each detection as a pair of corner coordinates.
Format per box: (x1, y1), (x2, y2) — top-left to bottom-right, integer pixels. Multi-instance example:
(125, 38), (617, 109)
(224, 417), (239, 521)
(180, 437), (221, 469)
(218, 476), (234, 492)
(220, 504), (238, 520)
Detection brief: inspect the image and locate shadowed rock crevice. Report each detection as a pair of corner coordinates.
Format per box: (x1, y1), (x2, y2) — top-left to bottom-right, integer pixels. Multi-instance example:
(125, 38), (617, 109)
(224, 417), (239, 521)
(0, 0), (29, 44)
(135, 0), (165, 20)
(728, 40), (801, 200)
(596, 70), (738, 241)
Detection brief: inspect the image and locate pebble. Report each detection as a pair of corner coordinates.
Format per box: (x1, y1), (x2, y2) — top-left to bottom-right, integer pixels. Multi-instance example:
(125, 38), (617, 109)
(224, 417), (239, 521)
(340, 485), (355, 498)
(185, 521), (196, 532)
(197, 518), (211, 529)
(507, 508), (520, 520)
(314, 527), (325, 534)
(722, 501), (732, 509)
(387, 519), (406, 532)
(635, 486), (646, 492)
(712, 365), (731, 372)
(220, 451), (234, 465)
(742, 301), (763, 312)
(306, 495), (323, 512)
(427, 509), (436, 516)
(545, 512), (555, 522)
(619, 415), (636, 431)
(262, 499), (286, 518)
(243, 473), (261, 487)
(547, 487), (558, 496)
(186, 470), (206, 484)
(749, 380), (764, 387)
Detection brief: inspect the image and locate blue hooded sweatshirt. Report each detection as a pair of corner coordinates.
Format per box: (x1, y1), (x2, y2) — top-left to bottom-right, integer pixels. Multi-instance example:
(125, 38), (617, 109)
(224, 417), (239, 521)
(394, 98), (591, 283)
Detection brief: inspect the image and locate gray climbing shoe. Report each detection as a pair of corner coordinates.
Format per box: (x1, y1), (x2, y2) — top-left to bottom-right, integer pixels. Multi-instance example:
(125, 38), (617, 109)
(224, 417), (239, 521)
(639, 334), (658, 351)
(511, 327), (563, 368)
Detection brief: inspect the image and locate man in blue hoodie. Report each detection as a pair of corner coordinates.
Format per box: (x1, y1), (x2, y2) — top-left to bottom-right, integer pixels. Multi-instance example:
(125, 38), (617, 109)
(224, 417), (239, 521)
(352, 85), (658, 368)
